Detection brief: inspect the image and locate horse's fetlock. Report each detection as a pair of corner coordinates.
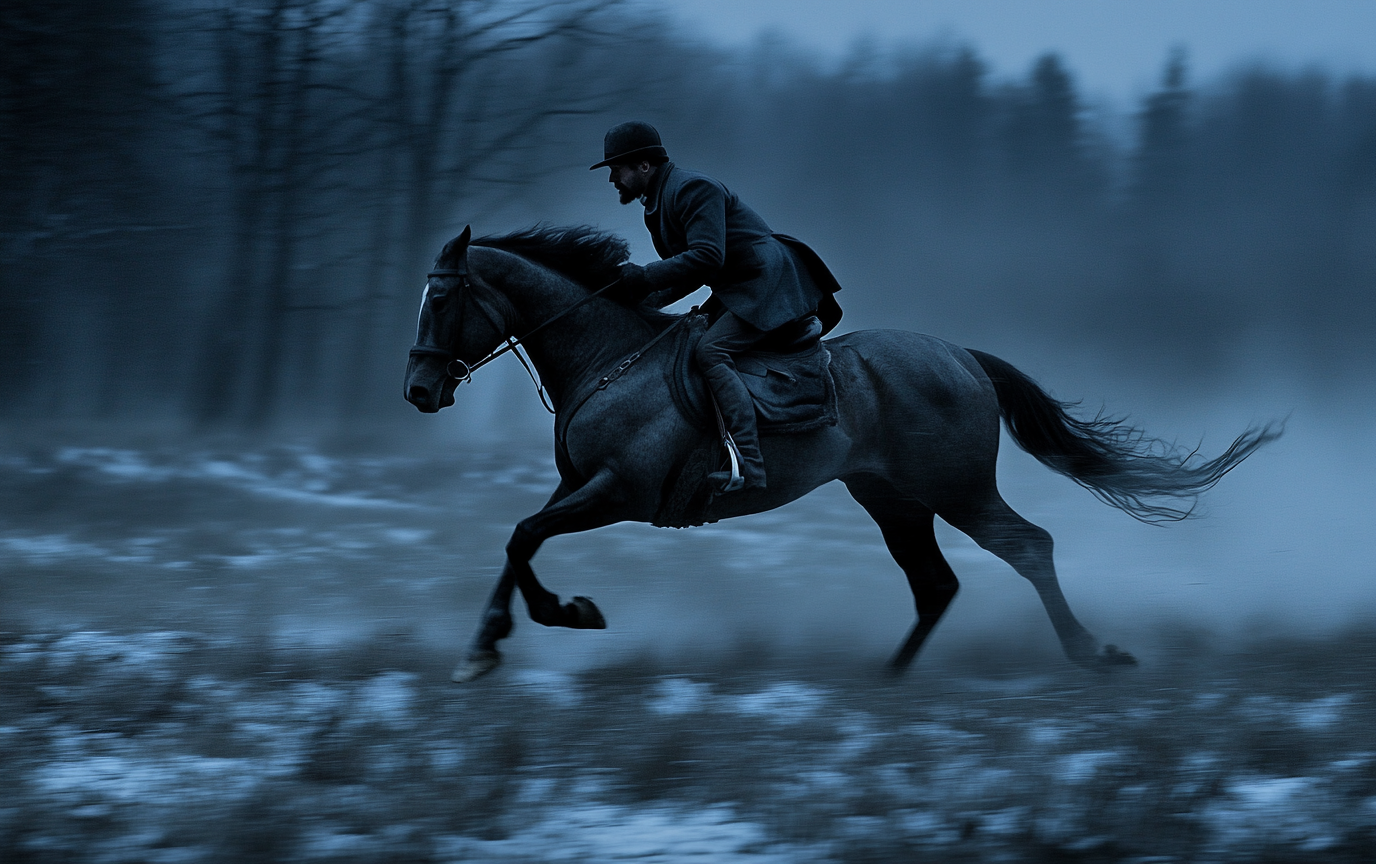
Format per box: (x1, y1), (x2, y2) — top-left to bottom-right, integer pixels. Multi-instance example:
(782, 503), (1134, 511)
(528, 595), (563, 627)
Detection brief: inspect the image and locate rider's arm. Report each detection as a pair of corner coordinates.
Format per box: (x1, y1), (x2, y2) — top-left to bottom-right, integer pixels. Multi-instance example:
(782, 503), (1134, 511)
(642, 176), (726, 297)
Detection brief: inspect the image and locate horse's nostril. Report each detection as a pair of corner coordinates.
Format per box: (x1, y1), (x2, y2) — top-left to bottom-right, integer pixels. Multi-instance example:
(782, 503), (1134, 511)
(407, 384), (430, 404)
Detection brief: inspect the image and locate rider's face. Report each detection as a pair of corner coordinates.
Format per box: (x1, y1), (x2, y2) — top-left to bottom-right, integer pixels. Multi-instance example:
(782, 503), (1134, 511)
(608, 161), (654, 205)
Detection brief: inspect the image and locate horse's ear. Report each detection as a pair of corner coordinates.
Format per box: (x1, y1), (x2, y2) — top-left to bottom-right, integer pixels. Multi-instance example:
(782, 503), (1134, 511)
(458, 225), (471, 249)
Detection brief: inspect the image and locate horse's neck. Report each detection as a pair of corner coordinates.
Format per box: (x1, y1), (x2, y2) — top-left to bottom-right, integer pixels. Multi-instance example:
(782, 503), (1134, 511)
(482, 250), (654, 411)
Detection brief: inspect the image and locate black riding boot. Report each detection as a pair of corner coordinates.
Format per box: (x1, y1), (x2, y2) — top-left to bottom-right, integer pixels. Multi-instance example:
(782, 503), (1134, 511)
(695, 311), (769, 492)
(699, 360), (767, 492)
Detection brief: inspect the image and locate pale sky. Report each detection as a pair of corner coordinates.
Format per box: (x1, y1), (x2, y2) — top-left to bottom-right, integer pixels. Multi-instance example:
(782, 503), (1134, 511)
(653, 0), (1376, 101)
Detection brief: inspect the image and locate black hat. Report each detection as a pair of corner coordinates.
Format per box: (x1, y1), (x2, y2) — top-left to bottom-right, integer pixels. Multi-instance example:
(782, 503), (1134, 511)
(590, 121), (667, 169)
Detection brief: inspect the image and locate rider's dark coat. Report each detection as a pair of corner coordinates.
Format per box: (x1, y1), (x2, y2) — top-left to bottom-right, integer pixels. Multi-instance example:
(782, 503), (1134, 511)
(641, 162), (842, 333)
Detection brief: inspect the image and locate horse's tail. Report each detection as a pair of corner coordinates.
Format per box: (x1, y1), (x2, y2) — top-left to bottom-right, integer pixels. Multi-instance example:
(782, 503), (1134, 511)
(966, 349), (1282, 523)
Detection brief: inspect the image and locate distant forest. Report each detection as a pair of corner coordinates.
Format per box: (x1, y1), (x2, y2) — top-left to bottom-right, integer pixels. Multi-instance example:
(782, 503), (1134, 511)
(3, 0), (1374, 428)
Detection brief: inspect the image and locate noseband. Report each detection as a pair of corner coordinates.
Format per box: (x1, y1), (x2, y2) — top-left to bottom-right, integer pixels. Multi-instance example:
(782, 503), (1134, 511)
(408, 260), (623, 411)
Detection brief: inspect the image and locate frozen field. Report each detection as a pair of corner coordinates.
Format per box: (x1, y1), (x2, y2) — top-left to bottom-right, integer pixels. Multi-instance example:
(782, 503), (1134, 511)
(1, 438), (1374, 861)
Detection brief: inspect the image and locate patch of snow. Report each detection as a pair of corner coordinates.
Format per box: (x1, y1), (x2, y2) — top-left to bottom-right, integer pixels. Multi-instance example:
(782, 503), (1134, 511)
(353, 672), (418, 730)
(1200, 775), (1339, 852)
(648, 677), (712, 715)
(1292, 694), (1353, 730)
(1058, 750), (1121, 784)
(906, 721), (983, 747)
(44, 631), (201, 677)
(896, 809), (962, 844)
(1, 640), (45, 666)
(298, 826), (376, 859)
(429, 745), (464, 774)
(34, 754), (269, 805)
(1329, 754), (1372, 772)
(56, 448), (175, 481)
(1025, 720), (1076, 747)
(1230, 775), (1315, 808)
(980, 806), (1029, 836)
(52, 447), (417, 510)
(724, 682), (828, 724)
(0, 533), (108, 563)
(1192, 691), (1227, 709)
(385, 528), (433, 544)
(434, 802), (815, 863)
(796, 769), (849, 789)
(510, 669), (580, 707)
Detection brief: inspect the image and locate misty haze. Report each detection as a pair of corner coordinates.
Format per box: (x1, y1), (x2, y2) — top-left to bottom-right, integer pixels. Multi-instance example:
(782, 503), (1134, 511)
(2, 0), (1374, 861)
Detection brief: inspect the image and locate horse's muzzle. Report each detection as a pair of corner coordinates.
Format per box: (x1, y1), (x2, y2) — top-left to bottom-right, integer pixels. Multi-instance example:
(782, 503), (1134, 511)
(404, 362), (457, 413)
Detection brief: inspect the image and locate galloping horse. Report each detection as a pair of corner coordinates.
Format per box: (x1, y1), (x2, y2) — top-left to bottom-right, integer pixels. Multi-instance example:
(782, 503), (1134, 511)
(404, 225), (1278, 683)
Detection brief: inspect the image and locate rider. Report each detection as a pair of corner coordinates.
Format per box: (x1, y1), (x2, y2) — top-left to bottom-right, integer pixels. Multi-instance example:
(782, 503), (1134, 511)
(593, 120), (842, 493)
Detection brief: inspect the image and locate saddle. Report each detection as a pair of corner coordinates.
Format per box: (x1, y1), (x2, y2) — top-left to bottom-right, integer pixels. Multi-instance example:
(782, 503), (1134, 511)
(654, 313), (838, 528)
(667, 313), (837, 434)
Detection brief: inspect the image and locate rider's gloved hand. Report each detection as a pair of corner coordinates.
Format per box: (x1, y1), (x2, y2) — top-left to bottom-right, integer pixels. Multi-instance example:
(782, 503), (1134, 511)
(610, 262), (650, 304)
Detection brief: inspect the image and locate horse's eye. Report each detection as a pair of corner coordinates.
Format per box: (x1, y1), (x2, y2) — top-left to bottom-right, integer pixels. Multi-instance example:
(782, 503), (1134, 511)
(430, 291), (449, 309)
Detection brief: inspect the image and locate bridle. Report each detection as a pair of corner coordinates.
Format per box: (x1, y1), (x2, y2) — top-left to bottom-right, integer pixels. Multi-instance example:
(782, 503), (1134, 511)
(408, 256), (622, 413)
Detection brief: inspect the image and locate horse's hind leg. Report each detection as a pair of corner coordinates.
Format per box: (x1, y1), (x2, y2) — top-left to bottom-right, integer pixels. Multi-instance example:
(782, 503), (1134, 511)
(844, 477), (960, 673)
(942, 495), (1136, 671)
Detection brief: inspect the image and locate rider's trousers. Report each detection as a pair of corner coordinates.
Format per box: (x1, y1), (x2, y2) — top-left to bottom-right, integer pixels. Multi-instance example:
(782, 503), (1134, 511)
(694, 310), (768, 487)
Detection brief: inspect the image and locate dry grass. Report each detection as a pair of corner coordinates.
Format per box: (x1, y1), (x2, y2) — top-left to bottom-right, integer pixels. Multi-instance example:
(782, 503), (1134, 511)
(1, 626), (1374, 863)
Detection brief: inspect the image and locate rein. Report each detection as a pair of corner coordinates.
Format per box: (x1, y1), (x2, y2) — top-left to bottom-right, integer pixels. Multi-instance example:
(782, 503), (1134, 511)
(408, 262), (624, 413)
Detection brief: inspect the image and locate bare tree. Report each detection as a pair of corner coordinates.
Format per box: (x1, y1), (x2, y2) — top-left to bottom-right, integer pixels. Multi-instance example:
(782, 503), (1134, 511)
(184, 0), (367, 426)
(341, 0), (624, 417)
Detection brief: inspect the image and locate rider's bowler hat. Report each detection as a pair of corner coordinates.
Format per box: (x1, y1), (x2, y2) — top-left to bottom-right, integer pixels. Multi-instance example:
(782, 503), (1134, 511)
(590, 121), (668, 169)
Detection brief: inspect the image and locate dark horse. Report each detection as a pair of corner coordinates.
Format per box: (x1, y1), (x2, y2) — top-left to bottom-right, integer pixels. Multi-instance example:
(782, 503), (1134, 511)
(404, 225), (1278, 683)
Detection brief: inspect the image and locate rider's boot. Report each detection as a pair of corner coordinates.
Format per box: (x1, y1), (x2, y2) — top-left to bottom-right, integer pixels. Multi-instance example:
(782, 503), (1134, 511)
(702, 362), (766, 493)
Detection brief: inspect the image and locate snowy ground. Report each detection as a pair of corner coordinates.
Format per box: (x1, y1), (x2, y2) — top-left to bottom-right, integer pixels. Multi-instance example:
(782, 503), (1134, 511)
(2, 438), (1374, 861)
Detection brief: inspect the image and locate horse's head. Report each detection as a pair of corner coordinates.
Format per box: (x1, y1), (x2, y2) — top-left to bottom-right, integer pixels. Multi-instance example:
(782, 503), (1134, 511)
(404, 226), (510, 413)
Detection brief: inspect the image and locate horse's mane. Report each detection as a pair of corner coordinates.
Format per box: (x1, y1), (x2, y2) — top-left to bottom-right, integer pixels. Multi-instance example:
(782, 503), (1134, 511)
(470, 223), (683, 327)
(473, 224), (628, 290)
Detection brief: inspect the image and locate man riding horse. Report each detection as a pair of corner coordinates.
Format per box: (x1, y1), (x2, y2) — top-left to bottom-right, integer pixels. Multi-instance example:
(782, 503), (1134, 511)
(593, 121), (843, 493)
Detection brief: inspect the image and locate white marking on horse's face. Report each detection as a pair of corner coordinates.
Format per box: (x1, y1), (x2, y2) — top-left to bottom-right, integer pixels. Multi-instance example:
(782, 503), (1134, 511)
(418, 283), (429, 328)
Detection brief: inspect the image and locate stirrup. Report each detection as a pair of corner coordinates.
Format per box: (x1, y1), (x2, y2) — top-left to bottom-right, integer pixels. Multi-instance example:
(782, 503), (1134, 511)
(717, 431), (745, 493)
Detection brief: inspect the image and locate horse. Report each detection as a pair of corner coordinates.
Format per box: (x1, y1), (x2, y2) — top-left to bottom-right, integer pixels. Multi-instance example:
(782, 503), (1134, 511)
(404, 225), (1279, 683)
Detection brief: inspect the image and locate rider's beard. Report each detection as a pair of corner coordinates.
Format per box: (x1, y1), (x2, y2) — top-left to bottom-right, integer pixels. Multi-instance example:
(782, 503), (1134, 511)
(618, 185), (639, 205)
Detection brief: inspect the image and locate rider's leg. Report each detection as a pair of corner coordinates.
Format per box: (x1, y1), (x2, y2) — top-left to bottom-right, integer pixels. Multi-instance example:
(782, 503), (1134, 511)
(694, 311), (768, 490)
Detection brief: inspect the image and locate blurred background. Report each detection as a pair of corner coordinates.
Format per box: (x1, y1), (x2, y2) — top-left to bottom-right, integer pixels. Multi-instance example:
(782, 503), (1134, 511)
(1, 0), (1374, 646)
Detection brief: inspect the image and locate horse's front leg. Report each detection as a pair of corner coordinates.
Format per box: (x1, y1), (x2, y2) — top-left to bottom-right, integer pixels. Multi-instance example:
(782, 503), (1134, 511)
(452, 471), (622, 683)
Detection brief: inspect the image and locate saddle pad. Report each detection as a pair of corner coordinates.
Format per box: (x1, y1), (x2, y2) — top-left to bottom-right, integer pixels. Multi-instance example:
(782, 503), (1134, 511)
(667, 314), (839, 435)
(653, 316), (838, 528)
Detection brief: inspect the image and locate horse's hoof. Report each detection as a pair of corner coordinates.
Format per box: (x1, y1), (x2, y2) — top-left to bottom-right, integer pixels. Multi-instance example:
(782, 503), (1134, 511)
(451, 650), (502, 684)
(568, 596), (607, 629)
(1081, 644), (1138, 673)
(1099, 644), (1137, 667)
